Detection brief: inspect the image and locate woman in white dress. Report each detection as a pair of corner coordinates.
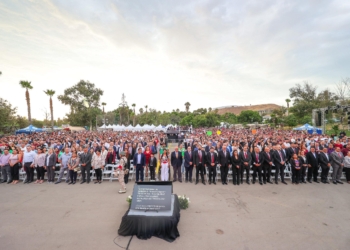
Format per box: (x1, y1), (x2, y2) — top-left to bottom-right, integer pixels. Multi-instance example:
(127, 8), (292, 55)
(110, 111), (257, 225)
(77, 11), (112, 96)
(160, 150), (169, 181)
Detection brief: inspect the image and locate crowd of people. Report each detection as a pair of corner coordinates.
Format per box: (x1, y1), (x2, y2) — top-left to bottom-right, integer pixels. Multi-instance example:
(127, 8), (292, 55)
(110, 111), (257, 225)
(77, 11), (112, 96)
(0, 127), (349, 194)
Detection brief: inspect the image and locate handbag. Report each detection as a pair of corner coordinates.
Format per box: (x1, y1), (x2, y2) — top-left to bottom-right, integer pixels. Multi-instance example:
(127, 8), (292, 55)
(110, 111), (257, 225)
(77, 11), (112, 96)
(74, 166), (80, 172)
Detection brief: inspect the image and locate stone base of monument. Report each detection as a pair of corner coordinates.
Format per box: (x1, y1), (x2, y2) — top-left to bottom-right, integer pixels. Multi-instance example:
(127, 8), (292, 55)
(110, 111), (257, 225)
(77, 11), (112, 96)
(118, 182), (180, 242)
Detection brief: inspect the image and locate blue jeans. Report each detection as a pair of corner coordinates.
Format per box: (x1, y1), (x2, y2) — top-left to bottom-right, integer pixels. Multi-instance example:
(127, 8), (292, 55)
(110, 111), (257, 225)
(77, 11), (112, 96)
(136, 165), (144, 181)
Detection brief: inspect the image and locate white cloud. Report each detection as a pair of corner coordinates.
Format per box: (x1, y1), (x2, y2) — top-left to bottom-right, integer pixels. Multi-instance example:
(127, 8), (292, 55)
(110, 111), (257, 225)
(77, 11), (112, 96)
(0, 0), (349, 121)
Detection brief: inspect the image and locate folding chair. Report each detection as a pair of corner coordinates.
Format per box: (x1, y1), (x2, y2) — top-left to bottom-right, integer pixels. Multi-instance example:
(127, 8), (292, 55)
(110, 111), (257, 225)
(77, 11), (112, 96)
(109, 165), (119, 182)
(103, 164), (115, 182)
(129, 165), (135, 180)
(216, 165), (221, 182)
(227, 167), (233, 183)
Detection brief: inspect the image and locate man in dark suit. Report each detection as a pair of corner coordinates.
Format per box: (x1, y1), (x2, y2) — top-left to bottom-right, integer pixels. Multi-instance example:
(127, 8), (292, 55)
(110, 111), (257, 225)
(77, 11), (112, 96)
(218, 145), (231, 185)
(171, 147), (183, 182)
(251, 147), (263, 185)
(193, 144), (206, 185)
(239, 145), (252, 184)
(262, 147), (273, 184)
(184, 146), (194, 183)
(318, 147), (331, 184)
(133, 147), (145, 182)
(288, 142), (299, 160)
(79, 146), (92, 184)
(206, 146), (217, 185)
(272, 145), (287, 185)
(306, 147), (319, 183)
(149, 153), (157, 181)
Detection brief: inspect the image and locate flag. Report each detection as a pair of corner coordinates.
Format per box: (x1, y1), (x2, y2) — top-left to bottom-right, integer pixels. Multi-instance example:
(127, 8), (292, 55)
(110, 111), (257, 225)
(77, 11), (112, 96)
(217, 130), (221, 135)
(206, 131), (212, 136)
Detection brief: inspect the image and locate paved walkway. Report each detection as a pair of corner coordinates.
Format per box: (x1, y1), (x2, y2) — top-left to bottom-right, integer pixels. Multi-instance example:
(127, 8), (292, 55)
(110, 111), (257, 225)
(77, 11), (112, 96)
(0, 180), (349, 249)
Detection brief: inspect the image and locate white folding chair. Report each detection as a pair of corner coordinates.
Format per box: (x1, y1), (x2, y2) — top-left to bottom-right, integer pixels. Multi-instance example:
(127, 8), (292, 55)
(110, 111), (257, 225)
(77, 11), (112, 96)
(216, 165), (221, 182)
(129, 165), (135, 180)
(19, 168), (27, 183)
(103, 164), (115, 181)
(110, 165), (119, 182)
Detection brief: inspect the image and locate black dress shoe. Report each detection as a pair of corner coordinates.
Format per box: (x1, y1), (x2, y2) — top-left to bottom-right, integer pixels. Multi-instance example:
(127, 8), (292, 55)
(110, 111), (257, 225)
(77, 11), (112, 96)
(55, 181), (61, 184)
(282, 181), (288, 185)
(333, 181), (337, 185)
(80, 181), (86, 184)
(94, 181), (98, 184)
(209, 182), (211, 185)
(173, 180), (177, 182)
(73, 182), (76, 185)
(237, 182), (240, 185)
(337, 181), (343, 184)
(252, 181), (255, 184)
(314, 180), (320, 183)
(179, 181), (182, 183)
(233, 183), (236, 185)
(275, 181), (278, 184)
(325, 181), (330, 184)
(68, 182), (73, 185)
(213, 182), (216, 185)
(195, 181), (198, 185)
(87, 181), (90, 184)
(7, 181), (12, 184)
(267, 181), (273, 184)
(263, 181), (266, 184)
(302, 181), (306, 183)
(24, 181), (28, 184)
(1, 180), (7, 183)
(246, 181), (250, 185)
(202, 182), (206, 185)
(259, 182), (263, 185)
(185, 180), (188, 183)
(308, 180), (312, 183)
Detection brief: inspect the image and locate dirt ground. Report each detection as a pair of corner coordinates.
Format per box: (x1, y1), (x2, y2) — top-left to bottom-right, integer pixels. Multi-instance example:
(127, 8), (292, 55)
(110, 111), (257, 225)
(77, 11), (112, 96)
(0, 179), (349, 250)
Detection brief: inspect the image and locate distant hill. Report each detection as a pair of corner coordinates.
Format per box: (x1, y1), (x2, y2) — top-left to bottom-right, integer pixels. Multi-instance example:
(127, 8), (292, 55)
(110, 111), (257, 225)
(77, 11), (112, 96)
(216, 104), (281, 116)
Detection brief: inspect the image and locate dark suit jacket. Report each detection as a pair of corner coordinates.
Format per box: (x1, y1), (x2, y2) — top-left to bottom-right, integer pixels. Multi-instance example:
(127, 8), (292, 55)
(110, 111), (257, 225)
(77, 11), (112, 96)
(206, 152), (218, 166)
(133, 153), (145, 166)
(171, 151), (183, 167)
(272, 150), (286, 167)
(193, 150), (206, 166)
(306, 152), (318, 167)
(149, 157), (157, 168)
(262, 151), (273, 167)
(218, 150), (231, 166)
(79, 152), (92, 167)
(239, 151), (252, 167)
(318, 152), (331, 168)
(184, 151), (193, 168)
(45, 154), (57, 167)
(251, 152), (263, 166)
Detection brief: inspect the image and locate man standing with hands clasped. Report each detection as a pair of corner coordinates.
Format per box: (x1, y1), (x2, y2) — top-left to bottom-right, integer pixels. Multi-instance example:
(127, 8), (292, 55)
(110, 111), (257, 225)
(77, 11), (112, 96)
(79, 146), (92, 184)
(207, 146), (217, 185)
(133, 147), (145, 182)
(218, 144), (231, 185)
(193, 144), (206, 185)
(330, 146), (344, 184)
(184, 146), (194, 183)
(171, 147), (183, 183)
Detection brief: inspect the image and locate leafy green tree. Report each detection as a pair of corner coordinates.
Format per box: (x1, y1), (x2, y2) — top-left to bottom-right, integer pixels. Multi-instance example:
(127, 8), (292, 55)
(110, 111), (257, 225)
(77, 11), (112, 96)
(220, 112), (237, 124)
(185, 102), (191, 112)
(58, 80), (103, 129)
(0, 98), (18, 133)
(284, 114), (298, 127)
(238, 110), (262, 123)
(19, 80), (33, 124)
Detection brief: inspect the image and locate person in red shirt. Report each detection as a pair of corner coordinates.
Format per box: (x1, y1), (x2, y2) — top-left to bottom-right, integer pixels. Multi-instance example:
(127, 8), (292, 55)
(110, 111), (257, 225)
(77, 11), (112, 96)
(334, 140), (343, 150)
(144, 146), (151, 178)
(341, 143), (350, 156)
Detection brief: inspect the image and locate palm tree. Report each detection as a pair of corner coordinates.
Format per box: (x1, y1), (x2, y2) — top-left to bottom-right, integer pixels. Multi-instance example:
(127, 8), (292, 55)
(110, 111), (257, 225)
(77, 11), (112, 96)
(101, 102), (106, 114)
(139, 108), (144, 114)
(19, 81), (33, 124)
(44, 89), (56, 129)
(132, 103), (136, 126)
(145, 105), (148, 113)
(285, 99), (291, 116)
(176, 108), (179, 112)
(208, 107), (212, 112)
(185, 102), (191, 112)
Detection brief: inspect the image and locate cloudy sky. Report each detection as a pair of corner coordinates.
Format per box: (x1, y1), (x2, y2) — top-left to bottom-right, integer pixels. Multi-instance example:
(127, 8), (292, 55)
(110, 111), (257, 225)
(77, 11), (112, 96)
(1, 0), (349, 120)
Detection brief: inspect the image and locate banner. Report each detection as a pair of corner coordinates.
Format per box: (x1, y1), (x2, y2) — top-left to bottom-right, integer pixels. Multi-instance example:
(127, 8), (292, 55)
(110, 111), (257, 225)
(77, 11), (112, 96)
(217, 130), (221, 135)
(206, 131), (212, 136)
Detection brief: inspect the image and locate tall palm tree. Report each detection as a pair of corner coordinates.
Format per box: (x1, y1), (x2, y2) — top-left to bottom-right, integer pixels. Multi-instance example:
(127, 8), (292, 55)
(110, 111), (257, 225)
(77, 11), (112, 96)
(185, 102), (191, 112)
(44, 89), (56, 129)
(101, 102), (106, 114)
(139, 108), (144, 114)
(285, 98), (291, 116)
(132, 103), (136, 126)
(208, 107), (212, 112)
(19, 81), (33, 124)
(145, 105), (148, 113)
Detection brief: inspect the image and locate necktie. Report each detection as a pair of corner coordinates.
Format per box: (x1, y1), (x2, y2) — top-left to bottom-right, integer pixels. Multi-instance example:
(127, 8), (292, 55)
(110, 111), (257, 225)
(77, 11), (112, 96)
(256, 154), (258, 163)
(268, 153), (270, 159)
(199, 151), (202, 162)
(338, 152), (341, 157)
(244, 152), (247, 158)
(211, 154), (214, 163)
(279, 151), (283, 160)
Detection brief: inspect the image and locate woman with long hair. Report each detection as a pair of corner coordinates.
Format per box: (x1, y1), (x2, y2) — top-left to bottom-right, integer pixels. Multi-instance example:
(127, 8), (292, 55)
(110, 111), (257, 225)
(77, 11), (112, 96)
(33, 148), (46, 184)
(68, 152), (79, 185)
(9, 148), (20, 184)
(92, 149), (104, 184)
(298, 150), (308, 184)
(231, 149), (241, 185)
(160, 150), (169, 181)
(144, 146), (151, 178)
(290, 153), (301, 184)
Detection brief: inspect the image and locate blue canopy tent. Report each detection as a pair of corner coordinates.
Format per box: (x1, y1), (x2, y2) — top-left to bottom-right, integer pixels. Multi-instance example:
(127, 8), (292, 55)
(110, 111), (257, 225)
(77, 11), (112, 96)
(293, 123), (322, 134)
(16, 125), (43, 134)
